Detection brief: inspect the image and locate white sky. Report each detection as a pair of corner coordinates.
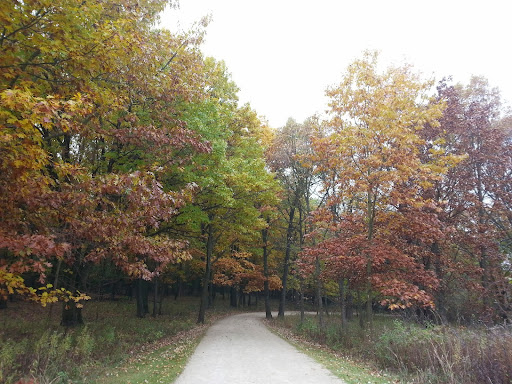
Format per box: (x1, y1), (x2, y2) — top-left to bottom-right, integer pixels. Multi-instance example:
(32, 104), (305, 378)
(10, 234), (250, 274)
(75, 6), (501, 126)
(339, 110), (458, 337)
(161, 0), (512, 128)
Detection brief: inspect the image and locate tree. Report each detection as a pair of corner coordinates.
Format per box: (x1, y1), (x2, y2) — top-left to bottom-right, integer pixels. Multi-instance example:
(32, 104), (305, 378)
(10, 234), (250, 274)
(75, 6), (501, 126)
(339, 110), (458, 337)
(267, 117), (318, 318)
(307, 51), (449, 328)
(420, 77), (512, 322)
(157, 58), (280, 323)
(0, 0), (209, 322)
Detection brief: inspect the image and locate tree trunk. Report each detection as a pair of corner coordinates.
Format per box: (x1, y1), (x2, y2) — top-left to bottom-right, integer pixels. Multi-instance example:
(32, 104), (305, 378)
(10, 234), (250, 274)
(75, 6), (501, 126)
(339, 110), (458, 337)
(347, 291), (354, 320)
(198, 222), (214, 324)
(262, 227), (272, 319)
(476, 161), (492, 312)
(230, 286), (237, 307)
(61, 301), (83, 326)
(278, 204), (296, 318)
(432, 242), (447, 324)
(366, 260), (373, 329)
(366, 192), (375, 330)
(152, 277), (159, 318)
(299, 278), (305, 324)
(339, 278), (347, 330)
(175, 278), (185, 300)
(60, 263), (84, 326)
(136, 279), (149, 318)
(239, 288), (246, 307)
(158, 286), (164, 315)
(208, 277), (214, 307)
(358, 291), (365, 329)
(315, 256), (324, 329)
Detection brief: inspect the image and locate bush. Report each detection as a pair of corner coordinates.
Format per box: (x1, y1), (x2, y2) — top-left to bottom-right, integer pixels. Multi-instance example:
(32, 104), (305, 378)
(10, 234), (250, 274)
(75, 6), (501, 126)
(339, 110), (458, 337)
(31, 330), (74, 383)
(373, 321), (512, 383)
(0, 338), (28, 383)
(279, 314), (512, 384)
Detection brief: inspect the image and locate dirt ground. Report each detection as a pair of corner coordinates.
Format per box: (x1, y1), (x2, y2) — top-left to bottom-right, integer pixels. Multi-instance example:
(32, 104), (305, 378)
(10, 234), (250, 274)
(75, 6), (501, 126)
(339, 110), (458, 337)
(174, 312), (345, 384)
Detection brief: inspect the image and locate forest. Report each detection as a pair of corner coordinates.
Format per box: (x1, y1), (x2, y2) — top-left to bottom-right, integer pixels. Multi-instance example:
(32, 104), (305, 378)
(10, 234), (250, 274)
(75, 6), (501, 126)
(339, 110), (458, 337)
(1, 1), (511, 383)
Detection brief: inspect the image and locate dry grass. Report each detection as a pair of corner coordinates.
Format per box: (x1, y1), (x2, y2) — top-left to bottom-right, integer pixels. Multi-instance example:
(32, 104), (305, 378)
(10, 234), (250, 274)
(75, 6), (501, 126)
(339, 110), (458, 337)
(271, 313), (512, 384)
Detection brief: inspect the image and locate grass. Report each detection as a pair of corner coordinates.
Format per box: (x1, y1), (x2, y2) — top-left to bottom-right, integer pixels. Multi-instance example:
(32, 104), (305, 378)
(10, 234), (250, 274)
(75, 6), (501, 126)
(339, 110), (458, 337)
(265, 315), (402, 384)
(0, 296), (235, 384)
(266, 311), (512, 384)
(6, 297), (507, 384)
(93, 321), (207, 384)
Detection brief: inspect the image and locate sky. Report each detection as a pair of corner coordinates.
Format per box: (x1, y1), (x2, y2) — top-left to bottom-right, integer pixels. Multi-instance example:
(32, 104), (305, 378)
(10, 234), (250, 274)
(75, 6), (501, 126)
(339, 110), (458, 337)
(161, 0), (512, 128)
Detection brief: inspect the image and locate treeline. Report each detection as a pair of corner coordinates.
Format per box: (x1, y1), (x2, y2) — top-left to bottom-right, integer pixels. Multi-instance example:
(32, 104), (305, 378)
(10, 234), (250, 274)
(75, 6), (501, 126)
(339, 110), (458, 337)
(1, 0), (511, 329)
(0, 0), (280, 325)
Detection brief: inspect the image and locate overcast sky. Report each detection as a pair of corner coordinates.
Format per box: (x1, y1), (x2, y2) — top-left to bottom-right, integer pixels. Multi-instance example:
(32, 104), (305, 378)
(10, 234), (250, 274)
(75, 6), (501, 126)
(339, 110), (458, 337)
(161, 0), (512, 128)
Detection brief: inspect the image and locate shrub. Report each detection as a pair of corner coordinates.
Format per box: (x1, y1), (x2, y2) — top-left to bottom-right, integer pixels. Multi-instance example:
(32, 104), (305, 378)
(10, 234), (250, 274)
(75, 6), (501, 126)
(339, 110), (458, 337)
(280, 314), (512, 384)
(374, 321), (512, 383)
(0, 338), (28, 383)
(30, 330), (73, 383)
(0, 297), (216, 383)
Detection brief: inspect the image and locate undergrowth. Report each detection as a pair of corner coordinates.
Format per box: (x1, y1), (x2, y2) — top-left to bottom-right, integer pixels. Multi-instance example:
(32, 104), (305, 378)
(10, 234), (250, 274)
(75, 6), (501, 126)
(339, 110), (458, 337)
(271, 313), (512, 384)
(0, 296), (234, 384)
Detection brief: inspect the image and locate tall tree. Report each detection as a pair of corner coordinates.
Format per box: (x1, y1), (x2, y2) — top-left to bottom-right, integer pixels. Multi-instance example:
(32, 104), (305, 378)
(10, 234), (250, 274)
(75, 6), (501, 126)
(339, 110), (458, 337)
(0, 0), (209, 321)
(267, 118), (318, 318)
(160, 58), (280, 323)
(420, 77), (512, 322)
(307, 51), (449, 328)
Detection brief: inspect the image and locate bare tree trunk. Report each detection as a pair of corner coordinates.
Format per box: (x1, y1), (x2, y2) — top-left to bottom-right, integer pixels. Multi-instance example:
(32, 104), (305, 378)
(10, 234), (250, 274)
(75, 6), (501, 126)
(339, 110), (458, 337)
(358, 291), (365, 329)
(315, 256), (324, 329)
(432, 242), (447, 324)
(230, 286), (237, 307)
(158, 285), (164, 315)
(278, 204), (296, 318)
(136, 279), (148, 318)
(152, 277), (158, 318)
(300, 277), (305, 325)
(61, 267), (83, 326)
(262, 227), (272, 319)
(366, 192), (375, 330)
(61, 255), (89, 326)
(198, 222), (214, 324)
(339, 278), (347, 330)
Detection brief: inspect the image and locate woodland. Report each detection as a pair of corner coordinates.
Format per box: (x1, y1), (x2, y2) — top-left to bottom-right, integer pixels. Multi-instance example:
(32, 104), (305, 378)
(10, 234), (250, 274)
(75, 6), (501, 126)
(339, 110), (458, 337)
(1, 1), (512, 383)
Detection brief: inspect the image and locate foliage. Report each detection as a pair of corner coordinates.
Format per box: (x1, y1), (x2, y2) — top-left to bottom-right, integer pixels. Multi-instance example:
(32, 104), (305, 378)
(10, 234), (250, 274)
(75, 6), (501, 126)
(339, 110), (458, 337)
(0, 0), (208, 311)
(302, 51), (452, 325)
(266, 315), (400, 384)
(266, 117), (320, 317)
(375, 321), (512, 383)
(1, 0), (512, 381)
(420, 77), (512, 322)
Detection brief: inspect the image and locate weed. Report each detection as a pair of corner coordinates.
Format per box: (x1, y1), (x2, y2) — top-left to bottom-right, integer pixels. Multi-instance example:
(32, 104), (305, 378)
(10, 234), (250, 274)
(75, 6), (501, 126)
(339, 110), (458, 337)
(0, 297), (229, 383)
(0, 338), (28, 383)
(272, 313), (512, 384)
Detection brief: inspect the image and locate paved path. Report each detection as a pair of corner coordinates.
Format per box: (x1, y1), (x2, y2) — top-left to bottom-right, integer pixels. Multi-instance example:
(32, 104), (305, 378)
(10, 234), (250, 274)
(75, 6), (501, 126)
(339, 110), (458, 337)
(174, 312), (345, 384)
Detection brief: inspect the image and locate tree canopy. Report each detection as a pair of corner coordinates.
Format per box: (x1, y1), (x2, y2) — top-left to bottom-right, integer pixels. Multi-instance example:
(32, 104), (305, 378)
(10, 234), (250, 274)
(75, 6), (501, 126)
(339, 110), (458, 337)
(1, 2), (511, 331)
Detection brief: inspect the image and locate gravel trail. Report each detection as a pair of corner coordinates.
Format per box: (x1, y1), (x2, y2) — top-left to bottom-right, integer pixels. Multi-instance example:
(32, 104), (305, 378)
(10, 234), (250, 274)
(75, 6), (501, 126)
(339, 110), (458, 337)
(174, 312), (345, 384)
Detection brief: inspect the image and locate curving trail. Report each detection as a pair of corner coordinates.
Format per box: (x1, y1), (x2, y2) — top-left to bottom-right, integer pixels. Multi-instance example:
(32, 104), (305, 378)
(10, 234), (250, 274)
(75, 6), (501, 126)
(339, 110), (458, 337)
(174, 312), (345, 384)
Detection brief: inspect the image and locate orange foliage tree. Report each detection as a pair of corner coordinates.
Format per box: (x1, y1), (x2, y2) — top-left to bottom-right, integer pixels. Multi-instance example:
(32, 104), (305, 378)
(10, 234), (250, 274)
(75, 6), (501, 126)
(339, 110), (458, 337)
(301, 51), (456, 328)
(0, 0), (209, 322)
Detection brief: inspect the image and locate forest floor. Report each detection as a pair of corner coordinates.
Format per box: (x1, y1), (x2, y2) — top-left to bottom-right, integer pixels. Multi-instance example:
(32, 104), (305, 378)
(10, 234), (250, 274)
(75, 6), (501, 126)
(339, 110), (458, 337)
(174, 312), (345, 384)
